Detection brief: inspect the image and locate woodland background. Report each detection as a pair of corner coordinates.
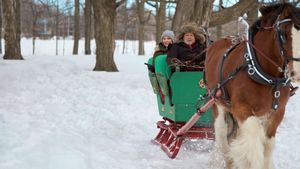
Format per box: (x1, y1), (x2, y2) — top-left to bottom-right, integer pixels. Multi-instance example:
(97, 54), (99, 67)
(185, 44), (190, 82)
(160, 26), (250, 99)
(1, 0), (300, 71)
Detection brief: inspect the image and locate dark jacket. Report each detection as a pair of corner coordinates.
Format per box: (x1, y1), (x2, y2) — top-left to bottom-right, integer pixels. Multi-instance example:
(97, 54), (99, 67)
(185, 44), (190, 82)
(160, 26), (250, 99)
(147, 43), (172, 72)
(153, 42), (172, 58)
(167, 41), (205, 66)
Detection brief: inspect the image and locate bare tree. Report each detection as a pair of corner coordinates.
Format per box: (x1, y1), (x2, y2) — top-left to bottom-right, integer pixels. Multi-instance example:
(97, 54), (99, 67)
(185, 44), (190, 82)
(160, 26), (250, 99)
(84, 0), (91, 54)
(171, 0), (214, 30)
(23, 0), (45, 55)
(172, 0), (195, 31)
(216, 0), (223, 39)
(3, 0), (23, 59)
(16, 0), (22, 56)
(172, 0), (256, 31)
(30, 0), (38, 55)
(54, 0), (59, 55)
(72, 0), (80, 55)
(116, 2), (137, 54)
(91, 0), (118, 71)
(154, 0), (166, 44)
(246, 0), (259, 25)
(0, 0), (2, 54)
(209, 0), (257, 27)
(136, 0), (151, 55)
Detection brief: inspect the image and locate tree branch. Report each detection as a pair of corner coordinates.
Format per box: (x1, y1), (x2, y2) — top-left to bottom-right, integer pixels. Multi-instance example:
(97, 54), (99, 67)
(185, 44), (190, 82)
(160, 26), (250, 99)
(209, 0), (257, 27)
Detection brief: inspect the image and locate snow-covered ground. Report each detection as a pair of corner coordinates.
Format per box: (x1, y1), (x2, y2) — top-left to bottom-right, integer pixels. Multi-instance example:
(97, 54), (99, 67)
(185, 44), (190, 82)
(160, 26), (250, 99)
(0, 39), (300, 169)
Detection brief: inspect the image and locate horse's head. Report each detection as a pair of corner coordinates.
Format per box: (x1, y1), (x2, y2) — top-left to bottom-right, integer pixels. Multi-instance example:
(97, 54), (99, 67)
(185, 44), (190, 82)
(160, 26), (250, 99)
(253, 3), (300, 79)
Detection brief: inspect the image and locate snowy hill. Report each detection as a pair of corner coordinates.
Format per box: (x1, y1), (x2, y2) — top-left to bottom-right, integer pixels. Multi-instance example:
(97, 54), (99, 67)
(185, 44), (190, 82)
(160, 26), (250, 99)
(0, 39), (300, 169)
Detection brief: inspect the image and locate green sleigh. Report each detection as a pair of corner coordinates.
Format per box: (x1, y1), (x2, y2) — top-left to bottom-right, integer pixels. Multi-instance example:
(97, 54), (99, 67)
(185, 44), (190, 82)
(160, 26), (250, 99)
(147, 54), (215, 158)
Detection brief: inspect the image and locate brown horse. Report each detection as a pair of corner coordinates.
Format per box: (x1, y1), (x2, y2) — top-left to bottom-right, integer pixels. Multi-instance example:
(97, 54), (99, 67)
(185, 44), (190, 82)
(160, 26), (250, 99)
(205, 3), (300, 169)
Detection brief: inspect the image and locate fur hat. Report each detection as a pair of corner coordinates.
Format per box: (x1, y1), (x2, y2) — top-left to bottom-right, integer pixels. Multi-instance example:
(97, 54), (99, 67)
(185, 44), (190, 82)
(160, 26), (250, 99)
(176, 23), (206, 44)
(161, 30), (175, 42)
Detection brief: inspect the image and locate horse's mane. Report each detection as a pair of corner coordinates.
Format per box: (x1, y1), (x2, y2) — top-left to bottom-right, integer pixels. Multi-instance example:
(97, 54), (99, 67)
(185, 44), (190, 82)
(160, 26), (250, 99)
(250, 3), (300, 35)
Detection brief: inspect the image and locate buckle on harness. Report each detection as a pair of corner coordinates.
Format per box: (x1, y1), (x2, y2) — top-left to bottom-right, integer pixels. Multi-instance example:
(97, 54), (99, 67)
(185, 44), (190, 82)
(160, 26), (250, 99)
(248, 68), (255, 75)
(244, 53), (250, 60)
(274, 91), (281, 98)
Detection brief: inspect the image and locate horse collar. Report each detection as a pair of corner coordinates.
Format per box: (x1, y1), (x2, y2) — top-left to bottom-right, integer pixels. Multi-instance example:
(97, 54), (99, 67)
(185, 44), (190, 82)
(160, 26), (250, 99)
(245, 31), (290, 110)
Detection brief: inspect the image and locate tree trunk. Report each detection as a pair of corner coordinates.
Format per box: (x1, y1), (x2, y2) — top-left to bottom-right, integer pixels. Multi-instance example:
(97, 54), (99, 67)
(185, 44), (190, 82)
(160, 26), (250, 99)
(91, 0), (118, 71)
(84, 0), (92, 55)
(122, 3), (128, 54)
(172, 0), (194, 32)
(216, 0), (223, 39)
(16, 0), (21, 56)
(191, 0), (213, 27)
(122, 29), (128, 54)
(0, 0), (2, 54)
(172, 0), (256, 30)
(246, 0), (259, 25)
(172, 0), (213, 30)
(73, 0), (80, 55)
(30, 0), (37, 55)
(55, 0), (59, 56)
(155, 0), (166, 44)
(136, 0), (145, 55)
(32, 19), (36, 55)
(209, 0), (257, 27)
(3, 0), (23, 60)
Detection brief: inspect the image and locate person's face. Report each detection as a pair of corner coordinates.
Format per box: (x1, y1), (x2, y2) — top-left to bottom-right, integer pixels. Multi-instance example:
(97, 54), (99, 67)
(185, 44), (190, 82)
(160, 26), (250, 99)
(162, 36), (173, 47)
(183, 33), (196, 45)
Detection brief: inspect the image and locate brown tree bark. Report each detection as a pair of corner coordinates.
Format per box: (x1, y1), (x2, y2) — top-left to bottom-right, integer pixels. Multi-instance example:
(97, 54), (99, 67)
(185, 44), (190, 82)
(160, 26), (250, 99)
(246, 0), (259, 25)
(209, 0), (257, 27)
(155, 0), (166, 44)
(121, 2), (129, 54)
(171, 0), (194, 31)
(55, 0), (59, 56)
(73, 0), (80, 55)
(172, 0), (213, 31)
(84, 0), (92, 55)
(27, 0), (39, 55)
(3, 0), (23, 60)
(16, 0), (21, 56)
(136, 0), (147, 55)
(91, 0), (118, 71)
(216, 0), (223, 39)
(172, 0), (256, 30)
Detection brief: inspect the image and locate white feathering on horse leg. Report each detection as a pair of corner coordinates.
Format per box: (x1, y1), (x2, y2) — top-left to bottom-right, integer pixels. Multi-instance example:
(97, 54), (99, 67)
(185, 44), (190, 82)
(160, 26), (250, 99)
(214, 105), (230, 166)
(229, 116), (266, 169)
(263, 137), (275, 169)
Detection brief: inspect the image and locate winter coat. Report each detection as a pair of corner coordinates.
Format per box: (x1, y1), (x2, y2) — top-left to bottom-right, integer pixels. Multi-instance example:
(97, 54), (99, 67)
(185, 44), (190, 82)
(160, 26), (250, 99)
(166, 41), (205, 66)
(153, 42), (172, 58)
(148, 43), (172, 72)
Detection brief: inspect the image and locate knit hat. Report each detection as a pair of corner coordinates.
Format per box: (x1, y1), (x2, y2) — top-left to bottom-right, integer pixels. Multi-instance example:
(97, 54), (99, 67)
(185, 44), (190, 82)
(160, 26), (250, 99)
(161, 30), (175, 42)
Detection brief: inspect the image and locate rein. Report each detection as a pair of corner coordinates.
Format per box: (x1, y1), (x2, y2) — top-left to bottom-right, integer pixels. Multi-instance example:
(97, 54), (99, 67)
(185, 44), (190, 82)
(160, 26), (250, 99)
(170, 58), (204, 70)
(245, 39), (284, 72)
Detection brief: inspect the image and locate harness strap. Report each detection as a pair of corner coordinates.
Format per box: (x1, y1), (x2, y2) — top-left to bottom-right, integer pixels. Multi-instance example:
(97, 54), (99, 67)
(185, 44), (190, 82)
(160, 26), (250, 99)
(288, 57), (300, 62)
(209, 63), (247, 100)
(272, 83), (282, 110)
(246, 30), (291, 110)
(218, 43), (241, 100)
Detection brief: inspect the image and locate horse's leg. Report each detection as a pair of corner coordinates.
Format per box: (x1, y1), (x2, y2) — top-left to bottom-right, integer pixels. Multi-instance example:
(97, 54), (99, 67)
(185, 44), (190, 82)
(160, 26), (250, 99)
(229, 116), (267, 169)
(263, 137), (275, 169)
(263, 108), (285, 169)
(214, 104), (231, 168)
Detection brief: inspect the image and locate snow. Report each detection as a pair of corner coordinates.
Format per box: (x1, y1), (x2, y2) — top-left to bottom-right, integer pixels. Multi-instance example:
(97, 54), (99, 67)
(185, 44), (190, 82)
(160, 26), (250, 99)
(0, 38), (300, 169)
